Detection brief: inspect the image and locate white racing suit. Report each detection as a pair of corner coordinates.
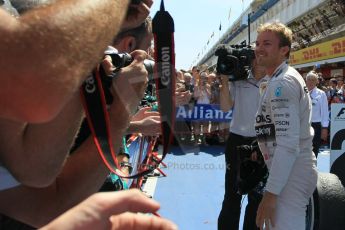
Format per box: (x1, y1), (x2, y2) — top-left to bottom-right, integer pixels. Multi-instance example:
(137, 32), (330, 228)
(255, 62), (318, 230)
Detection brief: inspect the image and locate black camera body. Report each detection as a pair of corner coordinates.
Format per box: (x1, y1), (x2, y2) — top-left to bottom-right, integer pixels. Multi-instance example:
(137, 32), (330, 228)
(236, 141), (268, 195)
(104, 48), (155, 81)
(215, 44), (255, 81)
(99, 47), (155, 105)
(131, 0), (142, 4)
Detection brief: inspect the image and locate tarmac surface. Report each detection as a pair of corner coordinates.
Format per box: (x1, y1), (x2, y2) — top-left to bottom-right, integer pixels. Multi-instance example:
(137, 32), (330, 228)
(149, 145), (330, 230)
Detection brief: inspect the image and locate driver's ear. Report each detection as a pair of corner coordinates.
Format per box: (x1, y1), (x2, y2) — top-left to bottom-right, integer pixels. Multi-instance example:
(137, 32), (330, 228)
(281, 46), (290, 57)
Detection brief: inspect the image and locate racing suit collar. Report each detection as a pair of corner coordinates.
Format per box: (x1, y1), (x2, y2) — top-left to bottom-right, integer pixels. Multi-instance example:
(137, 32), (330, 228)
(270, 61), (288, 79)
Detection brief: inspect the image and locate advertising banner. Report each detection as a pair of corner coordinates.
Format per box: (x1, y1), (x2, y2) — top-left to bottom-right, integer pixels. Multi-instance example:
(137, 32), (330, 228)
(330, 104), (345, 167)
(176, 104), (232, 122)
(290, 36), (345, 66)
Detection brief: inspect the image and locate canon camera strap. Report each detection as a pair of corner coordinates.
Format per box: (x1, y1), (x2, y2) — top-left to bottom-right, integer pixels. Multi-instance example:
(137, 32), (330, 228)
(80, 0), (175, 178)
(81, 67), (161, 178)
(152, 0), (176, 161)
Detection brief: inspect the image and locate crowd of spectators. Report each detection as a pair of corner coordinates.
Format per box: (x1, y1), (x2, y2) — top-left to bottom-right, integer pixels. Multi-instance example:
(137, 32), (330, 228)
(316, 73), (345, 104)
(174, 65), (229, 146)
(174, 64), (345, 148)
(305, 70), (345, 149)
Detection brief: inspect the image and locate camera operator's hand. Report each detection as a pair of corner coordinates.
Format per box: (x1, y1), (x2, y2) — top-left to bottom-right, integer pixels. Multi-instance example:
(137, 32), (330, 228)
(122, 0), (154, 31)
(41, 189), (178, 230)
(219, 74), (229, 86)
(219, 74), (234, 112)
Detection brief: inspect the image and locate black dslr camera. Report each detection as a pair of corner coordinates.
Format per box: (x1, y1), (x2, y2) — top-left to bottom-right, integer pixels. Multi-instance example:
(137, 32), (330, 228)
(215, 44), (255, 81)
(131, 0), (142, 4)
(99, 47), (155, 105)
(104, 48), (155, 81)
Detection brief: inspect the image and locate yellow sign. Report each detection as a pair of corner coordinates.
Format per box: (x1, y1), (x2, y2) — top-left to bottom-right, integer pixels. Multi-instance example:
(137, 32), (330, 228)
(290, 36), (345, 65)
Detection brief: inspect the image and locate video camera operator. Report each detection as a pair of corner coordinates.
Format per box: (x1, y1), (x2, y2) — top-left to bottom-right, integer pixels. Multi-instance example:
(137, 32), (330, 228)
(216, 44), (268, 230)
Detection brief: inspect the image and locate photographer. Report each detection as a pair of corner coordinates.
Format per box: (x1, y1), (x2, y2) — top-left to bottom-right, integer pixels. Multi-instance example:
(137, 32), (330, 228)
(0, 1), (179, 229)
(217, 54), (267, 230)
(175, 72), (194, 107)
(0, 50), (153, 228)
(0, 0), (152, 123)
(193, 71), (211, 145)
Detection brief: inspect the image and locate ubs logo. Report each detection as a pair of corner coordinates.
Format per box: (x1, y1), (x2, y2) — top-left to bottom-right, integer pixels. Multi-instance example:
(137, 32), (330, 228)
(256, 114), (272, 123)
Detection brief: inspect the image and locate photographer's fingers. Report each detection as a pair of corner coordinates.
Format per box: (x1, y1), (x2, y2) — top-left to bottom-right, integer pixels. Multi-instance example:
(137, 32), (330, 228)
(130, 50), (149, 86)
(130, 50), (148, 64)
(110, 212), (178, 230)
(138, 108), (160, 117)
(41, 190), (163, 230)
(102, 55), (115, 75)
(90, 190), (160, 216)
(132, 107), (159, 122)
(111, 51), (149, 116)
(135, 106), (152, 116)
(142, 0), (154, 8)
(131, 0), (153, 13)
(123, 0), (153, 30)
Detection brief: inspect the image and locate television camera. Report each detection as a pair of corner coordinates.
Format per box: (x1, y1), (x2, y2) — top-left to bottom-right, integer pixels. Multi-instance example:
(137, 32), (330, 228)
(215, 44), (255, 81)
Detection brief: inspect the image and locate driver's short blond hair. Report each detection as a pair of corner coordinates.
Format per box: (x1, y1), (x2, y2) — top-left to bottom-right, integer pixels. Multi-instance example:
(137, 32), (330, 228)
(257, 22), (293, 57)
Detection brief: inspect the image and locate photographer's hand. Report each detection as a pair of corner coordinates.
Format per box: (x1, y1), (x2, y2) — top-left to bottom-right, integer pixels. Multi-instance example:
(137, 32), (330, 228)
(41, 189), (178, 230)
(122, 0), (154, 31)
(110, 50), (148, 117)
(128, 107), (161, 135)
(102, 55), (116, 75)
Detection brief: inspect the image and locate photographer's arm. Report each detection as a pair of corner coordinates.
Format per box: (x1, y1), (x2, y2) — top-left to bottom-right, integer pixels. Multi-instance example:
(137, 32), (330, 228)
(0, 0), (152, 123)
(0, 51), (148, 227)
(0, 136), (119, 227)
(219, 74), (234, 112)
(0, 91), (85, 187)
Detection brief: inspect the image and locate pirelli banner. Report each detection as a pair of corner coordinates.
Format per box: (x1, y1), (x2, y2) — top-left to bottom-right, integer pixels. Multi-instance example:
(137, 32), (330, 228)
(175, 104), (232, 122)
(290, 36), (345, 66)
